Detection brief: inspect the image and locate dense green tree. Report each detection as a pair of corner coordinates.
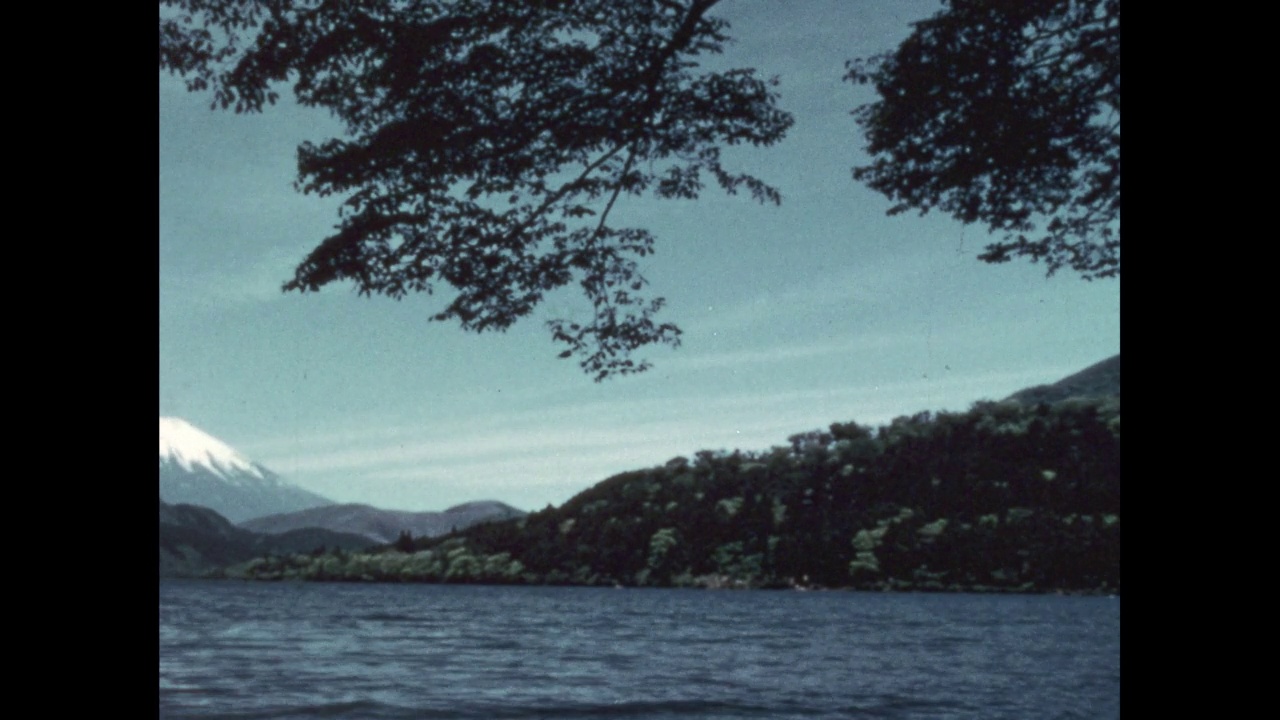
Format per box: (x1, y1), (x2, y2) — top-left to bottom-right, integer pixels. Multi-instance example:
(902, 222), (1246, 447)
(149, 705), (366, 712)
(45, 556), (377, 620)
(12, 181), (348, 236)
(847, 0), (1120, 279)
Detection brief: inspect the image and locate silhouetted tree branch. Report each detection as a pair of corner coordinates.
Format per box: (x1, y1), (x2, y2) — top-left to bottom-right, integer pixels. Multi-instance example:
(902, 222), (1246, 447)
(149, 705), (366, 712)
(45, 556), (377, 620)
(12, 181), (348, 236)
(160, 0), (793, 379)
(846, 0), (1120, 279)
(160, 0), (1120, 380)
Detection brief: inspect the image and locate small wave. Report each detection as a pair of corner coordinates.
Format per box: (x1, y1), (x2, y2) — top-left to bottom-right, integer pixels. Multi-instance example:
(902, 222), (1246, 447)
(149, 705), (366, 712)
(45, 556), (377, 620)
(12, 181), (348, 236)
(160, 699), (413, 720)
(356, 612), (418, 622)
(839, 694), (979, 718)
(443, 698), (783, 719)
(163, 699), (783, 720)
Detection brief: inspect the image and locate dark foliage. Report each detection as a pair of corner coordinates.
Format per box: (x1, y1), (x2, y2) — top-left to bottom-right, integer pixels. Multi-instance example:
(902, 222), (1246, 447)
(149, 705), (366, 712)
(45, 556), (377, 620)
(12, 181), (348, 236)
(161, 2), (1120, 378)
(846, 0), (1120, 279)
(223, 356), (1119, 591)
(230, 394), (1120, 592)
(420, 395), (1121, 592)
(159, 0), (792, 379)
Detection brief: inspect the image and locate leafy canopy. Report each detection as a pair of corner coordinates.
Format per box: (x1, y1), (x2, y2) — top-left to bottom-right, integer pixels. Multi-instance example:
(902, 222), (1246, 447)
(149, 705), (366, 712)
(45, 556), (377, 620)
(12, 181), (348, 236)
(160, 0), (1121, 379)
(160, 0), (792, 379)
(846, 0), (1120, 279)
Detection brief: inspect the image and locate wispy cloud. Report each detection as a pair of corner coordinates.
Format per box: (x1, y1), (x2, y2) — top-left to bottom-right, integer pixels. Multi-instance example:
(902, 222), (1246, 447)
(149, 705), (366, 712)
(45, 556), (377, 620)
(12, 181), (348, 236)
(677, 253), (956, 341)
(663, 334), (911, 372)
(159, 246), (313, 312)
(247, 363), (1076, 510)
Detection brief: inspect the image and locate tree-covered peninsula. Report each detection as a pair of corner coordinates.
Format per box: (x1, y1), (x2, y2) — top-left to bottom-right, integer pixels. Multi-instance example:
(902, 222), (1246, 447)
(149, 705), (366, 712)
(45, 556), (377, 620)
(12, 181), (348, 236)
(232, 381), (1120, 594)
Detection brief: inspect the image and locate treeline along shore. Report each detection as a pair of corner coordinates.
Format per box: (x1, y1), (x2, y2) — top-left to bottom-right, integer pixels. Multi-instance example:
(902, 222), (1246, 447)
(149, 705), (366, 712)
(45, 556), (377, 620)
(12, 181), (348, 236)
(227, 394), (1120, 595)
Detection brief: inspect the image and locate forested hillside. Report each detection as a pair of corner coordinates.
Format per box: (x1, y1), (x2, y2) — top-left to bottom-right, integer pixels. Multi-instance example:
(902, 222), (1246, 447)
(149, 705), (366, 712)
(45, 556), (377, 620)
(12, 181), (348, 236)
(235, 394), (1120, 594)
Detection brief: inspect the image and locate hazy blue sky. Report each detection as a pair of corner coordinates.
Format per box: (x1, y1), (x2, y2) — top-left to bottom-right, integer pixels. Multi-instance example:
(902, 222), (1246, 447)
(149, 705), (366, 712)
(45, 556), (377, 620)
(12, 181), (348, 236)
(159, 0), (1120, 512)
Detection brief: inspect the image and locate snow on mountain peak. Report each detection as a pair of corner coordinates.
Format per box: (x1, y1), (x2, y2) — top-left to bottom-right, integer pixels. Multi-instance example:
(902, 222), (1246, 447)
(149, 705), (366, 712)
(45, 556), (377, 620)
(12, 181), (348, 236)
(159, 417), (265, 481)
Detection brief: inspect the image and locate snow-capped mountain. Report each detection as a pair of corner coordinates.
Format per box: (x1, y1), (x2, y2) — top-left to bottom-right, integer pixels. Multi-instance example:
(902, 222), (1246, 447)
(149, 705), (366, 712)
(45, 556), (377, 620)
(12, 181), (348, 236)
(159, 417), (333, 523)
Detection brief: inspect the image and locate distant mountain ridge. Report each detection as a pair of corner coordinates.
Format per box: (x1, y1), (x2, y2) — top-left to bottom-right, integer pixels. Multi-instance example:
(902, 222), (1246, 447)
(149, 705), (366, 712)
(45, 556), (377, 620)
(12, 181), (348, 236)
(159, 417), (334, 523)
(1005, 354), (1119, 405)
(239, 500), (527, 544)
(159, 498), (373, 577)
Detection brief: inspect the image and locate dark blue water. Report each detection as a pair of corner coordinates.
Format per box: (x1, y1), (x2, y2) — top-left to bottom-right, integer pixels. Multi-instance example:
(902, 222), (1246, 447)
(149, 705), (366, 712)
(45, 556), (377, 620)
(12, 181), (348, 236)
(159, 581), (1119, 719)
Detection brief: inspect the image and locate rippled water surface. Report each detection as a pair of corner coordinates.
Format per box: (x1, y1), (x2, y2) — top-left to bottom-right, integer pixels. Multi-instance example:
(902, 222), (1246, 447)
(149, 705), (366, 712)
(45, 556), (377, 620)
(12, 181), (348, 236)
(159, 581), (1119, 719)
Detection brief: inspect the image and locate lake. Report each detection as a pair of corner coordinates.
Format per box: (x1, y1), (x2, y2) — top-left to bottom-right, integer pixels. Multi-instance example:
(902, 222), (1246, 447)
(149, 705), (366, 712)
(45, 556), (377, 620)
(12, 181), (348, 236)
(159, 580), (1119, 719)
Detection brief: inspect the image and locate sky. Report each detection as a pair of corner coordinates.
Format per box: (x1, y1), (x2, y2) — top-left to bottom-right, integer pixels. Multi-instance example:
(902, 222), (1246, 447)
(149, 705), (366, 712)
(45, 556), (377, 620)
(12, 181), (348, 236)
(159, 0), (1120, 513)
